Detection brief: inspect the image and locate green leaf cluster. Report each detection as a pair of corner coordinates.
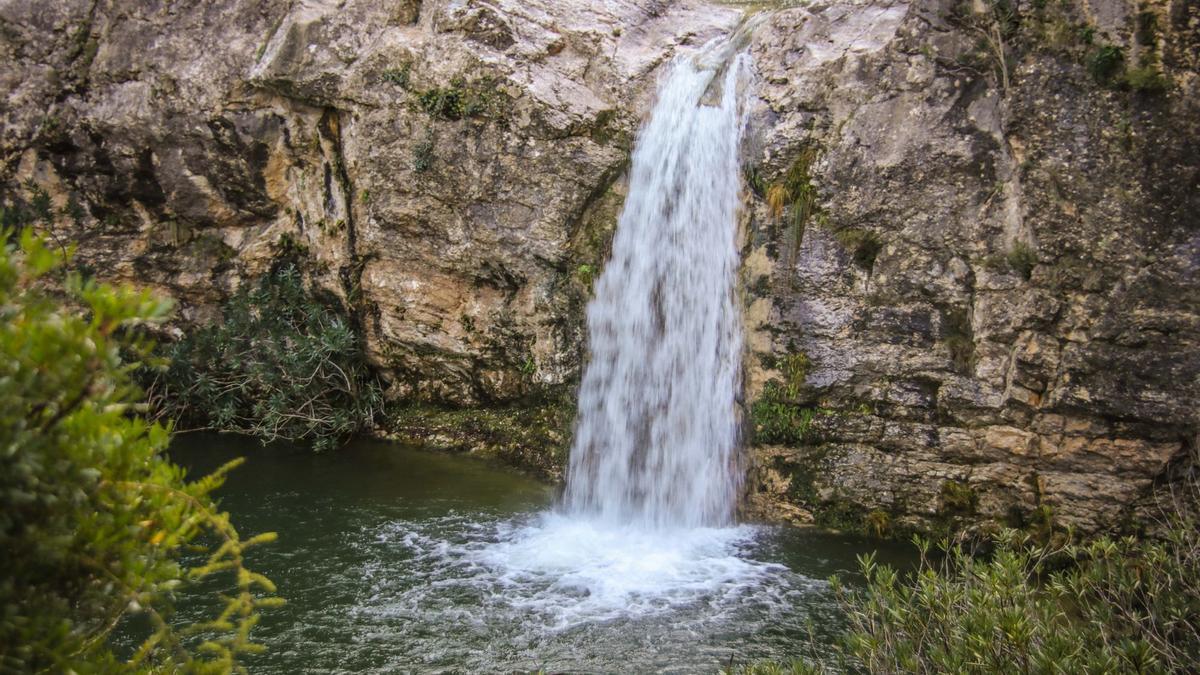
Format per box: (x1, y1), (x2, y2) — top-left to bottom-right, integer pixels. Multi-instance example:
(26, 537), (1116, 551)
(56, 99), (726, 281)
(751, 382), (818, 446)
(744, 483), (1199, 674)
(0, 230), (281, 672)
(149, 264), (382, 452)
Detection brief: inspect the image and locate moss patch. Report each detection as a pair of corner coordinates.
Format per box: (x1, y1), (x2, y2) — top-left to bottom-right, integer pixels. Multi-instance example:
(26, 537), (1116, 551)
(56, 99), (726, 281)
(385, 398), (576, 482)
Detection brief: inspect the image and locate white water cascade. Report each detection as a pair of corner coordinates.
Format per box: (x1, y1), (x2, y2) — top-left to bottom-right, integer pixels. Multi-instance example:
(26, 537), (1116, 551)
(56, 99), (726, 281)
(565, 47), (748, 530)
(362, 43), (811, 656)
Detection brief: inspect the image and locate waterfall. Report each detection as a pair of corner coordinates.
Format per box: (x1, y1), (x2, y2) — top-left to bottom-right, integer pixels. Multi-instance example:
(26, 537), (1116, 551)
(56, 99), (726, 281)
(364, 42), (806, 644)
(565, 47), (747, 529)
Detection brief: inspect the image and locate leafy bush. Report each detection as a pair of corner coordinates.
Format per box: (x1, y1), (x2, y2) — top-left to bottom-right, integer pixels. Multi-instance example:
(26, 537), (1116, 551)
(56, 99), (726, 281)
(737, 466), (1200, 674)
(415, 76), (506, 121)
(148, 264), (381, 451)
(1088, 44), (1126, 85)
(380, 63), (411, 88)
(751, 382), (818, 446)
(0, 230), (280, 671)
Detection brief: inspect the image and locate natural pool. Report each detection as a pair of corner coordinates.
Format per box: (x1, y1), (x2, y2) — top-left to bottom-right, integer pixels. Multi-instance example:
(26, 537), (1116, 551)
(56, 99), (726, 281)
(162, 434), (913, 673)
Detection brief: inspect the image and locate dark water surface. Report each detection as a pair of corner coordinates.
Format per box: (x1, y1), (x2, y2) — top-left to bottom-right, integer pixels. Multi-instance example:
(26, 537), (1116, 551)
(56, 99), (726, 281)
(162, 434), (913, 674)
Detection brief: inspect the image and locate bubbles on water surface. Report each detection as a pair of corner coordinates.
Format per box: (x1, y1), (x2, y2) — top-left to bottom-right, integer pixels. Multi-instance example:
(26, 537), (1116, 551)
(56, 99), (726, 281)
(339, 512), (825, 672)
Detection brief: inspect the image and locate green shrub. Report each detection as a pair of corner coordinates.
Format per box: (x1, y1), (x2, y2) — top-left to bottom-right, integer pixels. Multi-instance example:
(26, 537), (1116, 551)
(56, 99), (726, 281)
(1088, 44), (1125, 84)
(751, 382), (818, 445)
(415, 76), (506, 121)
(380, 63), (411, 88)
(149, 264), (382, 451)
(742, 464), (1200, 674)
(828, 514), (1200, 673)
(779, 352), (812, 399)
(576, 263), (596, 288)
(760, 147), (821, 270)
(0, 230), (280, 671)
(744, 164), (767, 199)
(939, 479), (978, 514)
(418, 85), (467, 120)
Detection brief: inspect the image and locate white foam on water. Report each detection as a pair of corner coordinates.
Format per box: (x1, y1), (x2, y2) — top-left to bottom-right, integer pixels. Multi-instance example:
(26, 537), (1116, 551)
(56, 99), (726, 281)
(363, 513), (814, 636)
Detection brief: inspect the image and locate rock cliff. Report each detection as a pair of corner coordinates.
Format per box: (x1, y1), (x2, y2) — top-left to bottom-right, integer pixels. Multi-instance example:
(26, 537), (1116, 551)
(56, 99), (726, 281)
(0, 0), (737, 409)
(2, 0), (1196, 533)
(741, 0), (1199, 534)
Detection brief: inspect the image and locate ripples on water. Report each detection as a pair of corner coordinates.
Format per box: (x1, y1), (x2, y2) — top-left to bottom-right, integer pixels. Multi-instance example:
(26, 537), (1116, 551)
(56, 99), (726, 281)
(348, 513), (821, 672)
(151, 436), (913, 674)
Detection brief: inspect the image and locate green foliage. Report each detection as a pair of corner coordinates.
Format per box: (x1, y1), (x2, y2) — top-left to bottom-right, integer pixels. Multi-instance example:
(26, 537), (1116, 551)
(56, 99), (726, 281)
(412, 130), (435, 173)
(418, 86), (467, 120)
(827, 514), (1200, 674)
(751, 382), (818, 446)
(864, 509), (893, 539)
(1088, 44), (1126, 84)
(779, 352), (812, 399)
(1124, 64), (1169, 92)
(576, 263), (596, 288)
(754, 463), (1200, 674)
(834, 228), (883, 272)
(380, 62), (411, 88)
(415, 76), (506, 121)
(939, 479), (978, 515)
(760, 147), (821, 272)
(1006, 241), (1038, 279)
(148, 264), (382, 452)
(0, 230), (280, 671)
(743, 164), (767, 199)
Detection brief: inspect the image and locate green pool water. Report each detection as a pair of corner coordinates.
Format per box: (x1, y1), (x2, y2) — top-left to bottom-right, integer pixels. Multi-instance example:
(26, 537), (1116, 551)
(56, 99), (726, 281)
(153, 433), (912, 673)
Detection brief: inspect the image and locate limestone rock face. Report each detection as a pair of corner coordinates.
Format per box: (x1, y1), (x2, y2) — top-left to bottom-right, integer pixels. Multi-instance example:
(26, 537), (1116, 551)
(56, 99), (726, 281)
(0, 0), (739, 405)
(2, 0), (1196, 533)
(741, 0), (1199, 533)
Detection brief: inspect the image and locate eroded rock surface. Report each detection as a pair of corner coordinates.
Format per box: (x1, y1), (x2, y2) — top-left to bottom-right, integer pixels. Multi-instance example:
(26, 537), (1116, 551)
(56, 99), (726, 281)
(741, 0), (1199, 534)
(0, 0), (738, 407)
(2, 0), (1196, 534)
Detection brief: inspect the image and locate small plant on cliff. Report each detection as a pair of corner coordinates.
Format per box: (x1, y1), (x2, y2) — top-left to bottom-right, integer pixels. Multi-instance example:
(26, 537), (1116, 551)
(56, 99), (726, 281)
(834, 228), (883, 272)
(412, 129), (435, 172)
(1088, 44), (1126, 85)
(751, 382), (819, 446)
(947, 0), (1018, 94)
(148, 264), (382, 451)
(380, 62), (411, 88)
(759, 147), (822, 280)
(0, 230), (280, 670)
(1006, 241), (1038, 279)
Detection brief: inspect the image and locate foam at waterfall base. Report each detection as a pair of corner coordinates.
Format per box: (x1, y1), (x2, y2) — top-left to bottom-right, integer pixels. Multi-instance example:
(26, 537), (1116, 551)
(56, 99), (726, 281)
(361, 511), (816, 635)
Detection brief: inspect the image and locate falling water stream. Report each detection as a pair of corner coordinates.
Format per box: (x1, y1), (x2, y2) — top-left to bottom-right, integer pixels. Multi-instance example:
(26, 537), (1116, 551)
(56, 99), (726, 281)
(566, 45), (746, 530)
(147, 39), (916, 674)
